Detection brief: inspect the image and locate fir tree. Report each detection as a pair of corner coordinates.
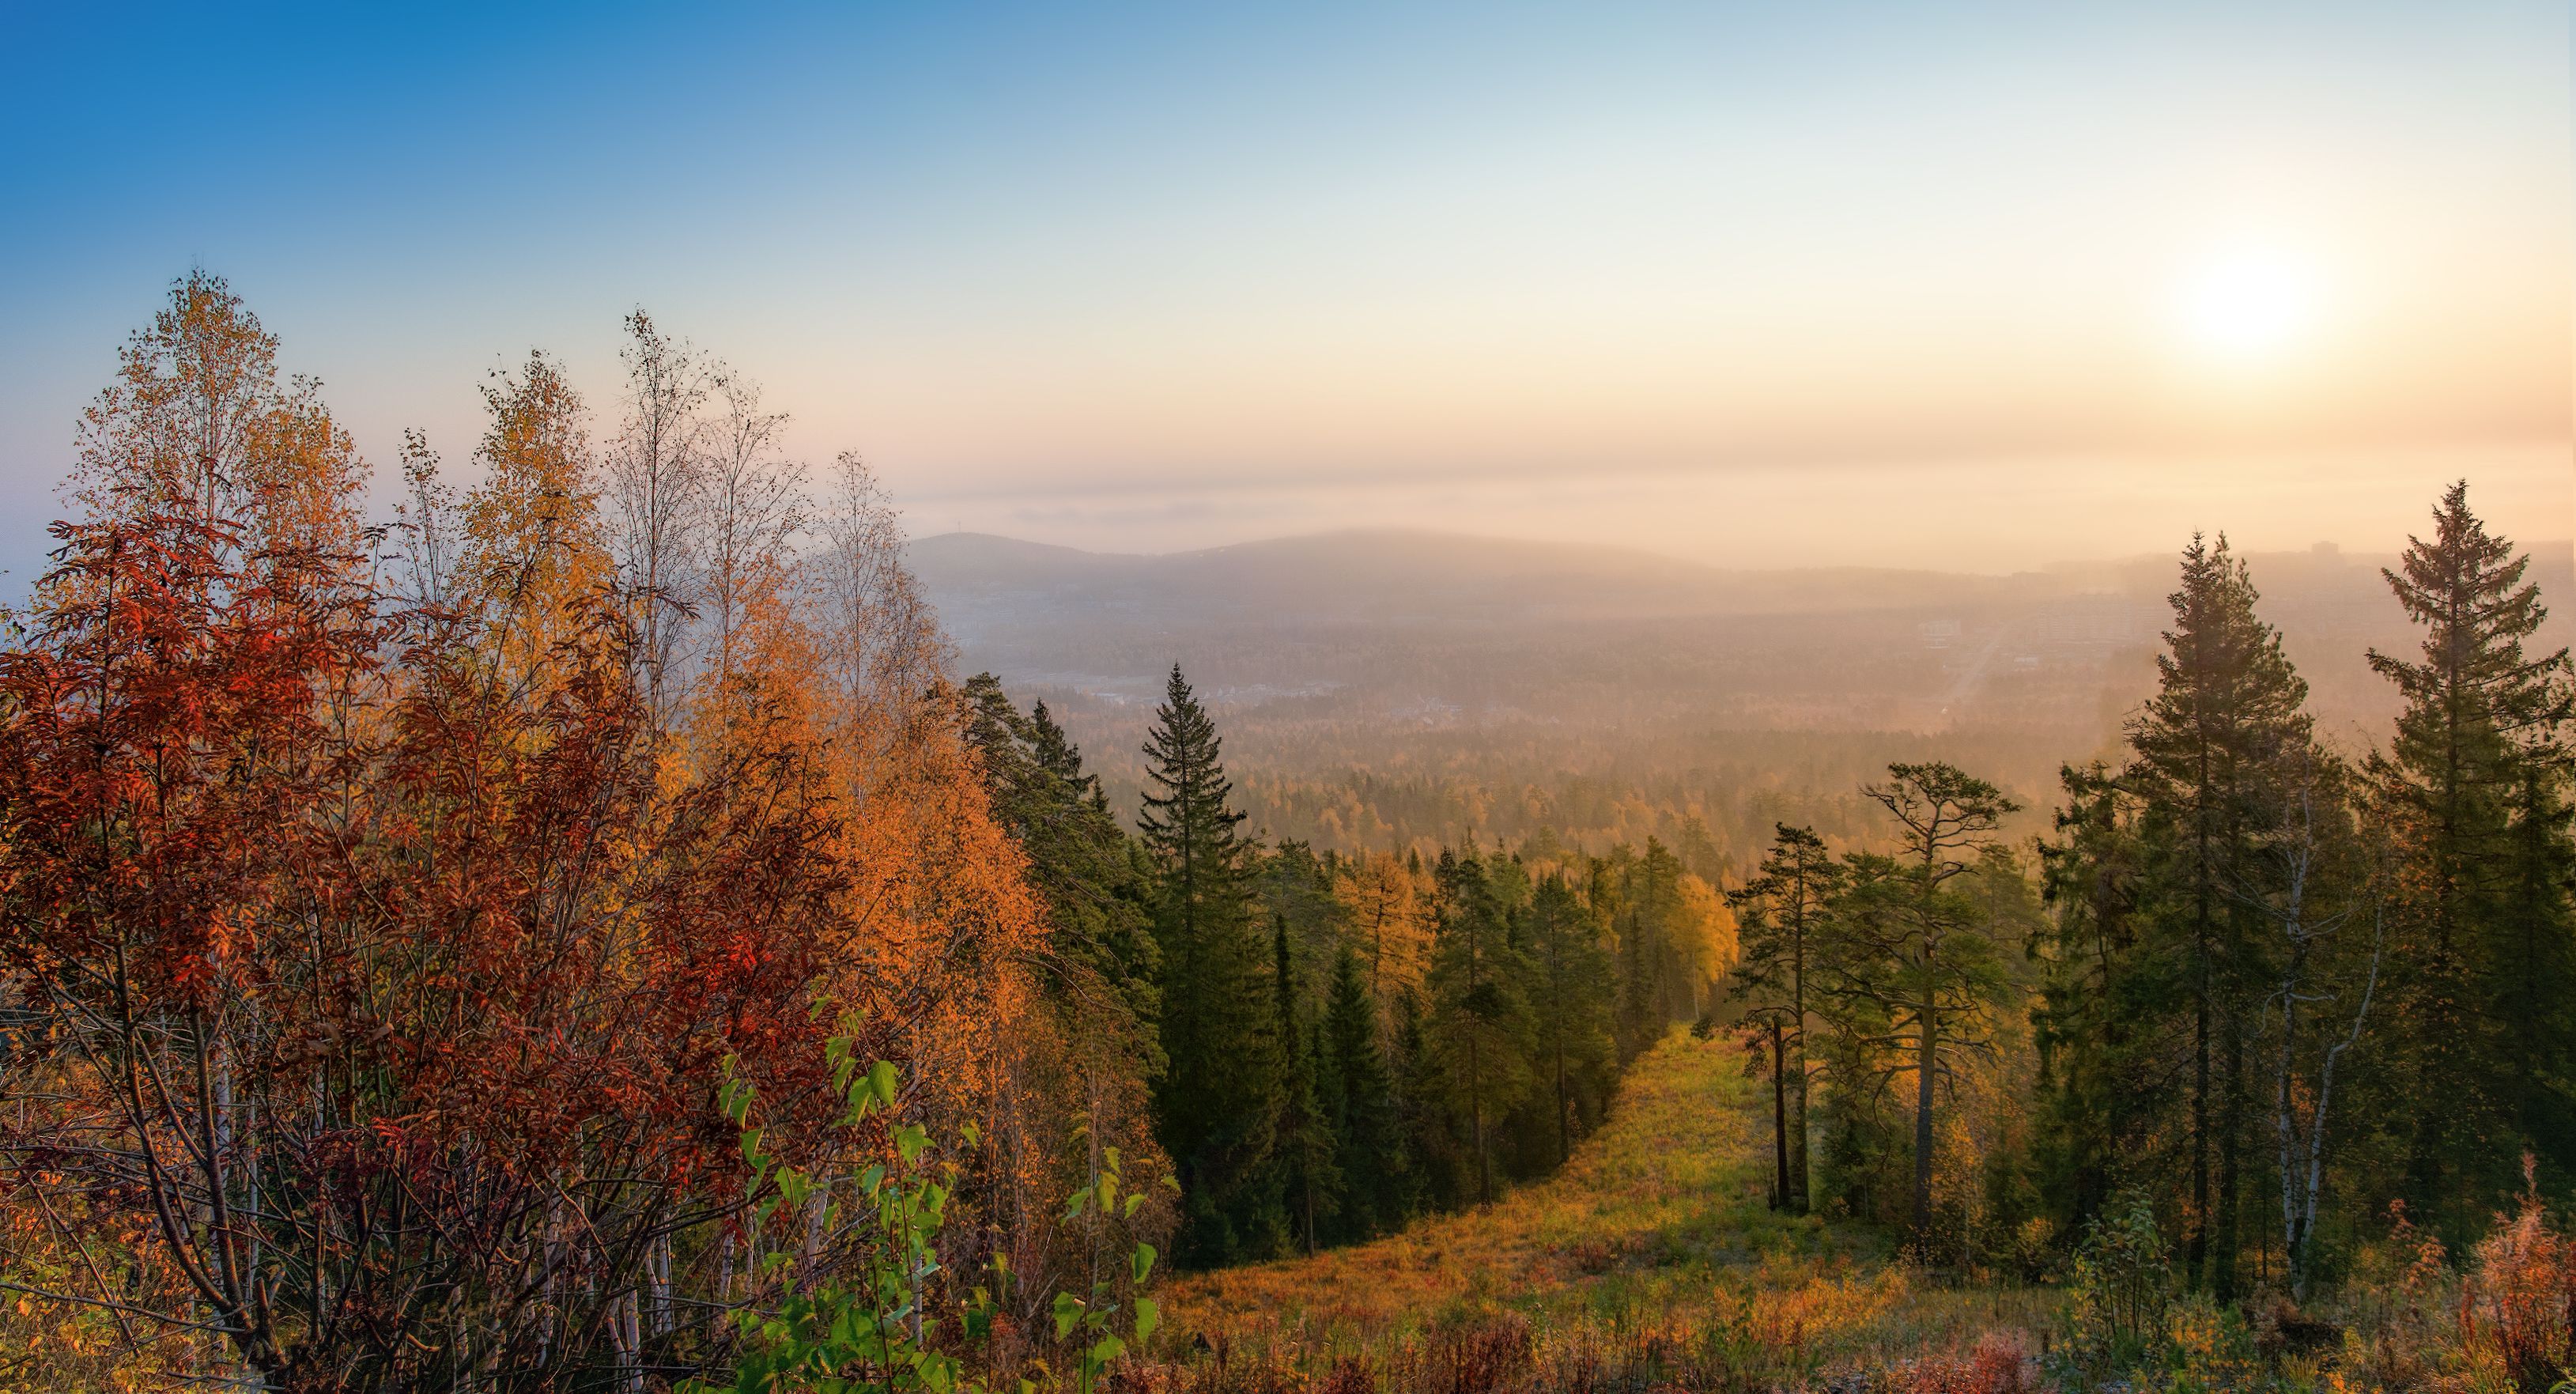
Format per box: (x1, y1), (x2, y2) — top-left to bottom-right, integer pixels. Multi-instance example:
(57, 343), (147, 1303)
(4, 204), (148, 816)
(1271, 915), (1341, 1254)
(2030, 763), (2160, 1237)
(1139, 663), (1283, 1263)
(1321, 943), (1403, 1241)
(2366, 482), (2576, 1232)
(961, 675), (1162, 1066)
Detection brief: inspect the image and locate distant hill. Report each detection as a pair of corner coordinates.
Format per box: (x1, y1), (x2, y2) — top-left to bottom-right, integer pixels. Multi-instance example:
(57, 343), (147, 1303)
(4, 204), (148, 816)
(908, 527), (2576, 856)
(908, 527), (2012, 634)
(908, 527), (2573, 723)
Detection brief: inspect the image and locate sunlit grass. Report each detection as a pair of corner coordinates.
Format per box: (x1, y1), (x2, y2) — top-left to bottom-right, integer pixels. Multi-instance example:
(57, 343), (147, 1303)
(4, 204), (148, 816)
(1159, 1029), (2059, 1385)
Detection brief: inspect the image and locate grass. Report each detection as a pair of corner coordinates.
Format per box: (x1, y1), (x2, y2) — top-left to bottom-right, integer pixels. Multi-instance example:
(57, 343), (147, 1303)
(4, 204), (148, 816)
(1153, 1030), (2060, 1390)
(1143, 1030), (2576, 1394)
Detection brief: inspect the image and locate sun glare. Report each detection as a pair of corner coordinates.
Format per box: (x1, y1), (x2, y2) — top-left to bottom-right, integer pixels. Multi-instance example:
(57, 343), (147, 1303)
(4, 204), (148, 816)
(2175, 245), (2321, 365)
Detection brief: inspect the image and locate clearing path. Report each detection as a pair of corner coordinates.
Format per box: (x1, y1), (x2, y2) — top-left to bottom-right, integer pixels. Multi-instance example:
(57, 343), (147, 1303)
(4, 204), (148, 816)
(1169, 1030), (1895, 1347)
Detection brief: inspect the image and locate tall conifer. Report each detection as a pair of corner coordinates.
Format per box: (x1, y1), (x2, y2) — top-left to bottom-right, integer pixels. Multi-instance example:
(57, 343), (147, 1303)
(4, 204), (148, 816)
(1139, 664), (1283, 1262)
(1321, 944), (1403, 1240)
(2126, 534), (2310, 1297)
(2366, 482), (2575, 1230)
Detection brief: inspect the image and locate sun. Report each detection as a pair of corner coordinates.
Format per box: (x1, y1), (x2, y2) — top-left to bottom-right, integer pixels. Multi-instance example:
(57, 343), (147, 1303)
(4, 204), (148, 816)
(2174, 245), (2321, 365)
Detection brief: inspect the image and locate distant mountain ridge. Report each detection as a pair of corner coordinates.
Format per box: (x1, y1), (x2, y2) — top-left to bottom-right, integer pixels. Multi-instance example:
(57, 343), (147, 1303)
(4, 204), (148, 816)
(905, 525), (2574, 735)
(906, 527), (2026, 629)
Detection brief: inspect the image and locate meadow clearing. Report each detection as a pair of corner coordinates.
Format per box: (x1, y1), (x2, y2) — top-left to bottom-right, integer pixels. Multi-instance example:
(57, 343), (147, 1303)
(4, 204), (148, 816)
(1152, 1031), (2062, 1392)
(1144, 1032), (2571, 1394)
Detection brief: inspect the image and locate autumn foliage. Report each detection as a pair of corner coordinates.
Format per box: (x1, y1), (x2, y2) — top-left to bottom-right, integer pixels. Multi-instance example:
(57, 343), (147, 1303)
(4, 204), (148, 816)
(0, 274), (1132, 1392)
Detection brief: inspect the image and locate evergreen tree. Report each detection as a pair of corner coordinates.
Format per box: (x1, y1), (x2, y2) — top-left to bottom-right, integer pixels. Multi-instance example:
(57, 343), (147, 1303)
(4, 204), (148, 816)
(2030, 763), (2163, 1237)
(1259, 839), (1345, 983)
(2366, 482), (2576, 1233)
(1728, 823), (1842, 1214)
(1612, 842), (1700, 1056)
(1823, 763), (2019, 1253)
(1390, 985), (1457, 1212)
(1521, 870), (1616, 1166)
(1425, 849), (1535, 1204)
(2125, 533), (2313, 1297)
(1321, 943), (1404, 1241)
(1271, 915), (1342, 1254)
(1139, 664), (1283, 1263)
(961, 675), (1161, 1069)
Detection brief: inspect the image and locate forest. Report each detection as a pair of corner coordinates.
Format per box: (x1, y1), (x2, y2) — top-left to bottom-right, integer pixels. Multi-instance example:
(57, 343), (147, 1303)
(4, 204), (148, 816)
(2, 275), (2573, 1394)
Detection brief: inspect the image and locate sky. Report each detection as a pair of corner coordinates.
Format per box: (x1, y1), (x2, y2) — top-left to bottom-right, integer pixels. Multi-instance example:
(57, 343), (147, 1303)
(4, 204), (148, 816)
(1, 2), (2567, 584)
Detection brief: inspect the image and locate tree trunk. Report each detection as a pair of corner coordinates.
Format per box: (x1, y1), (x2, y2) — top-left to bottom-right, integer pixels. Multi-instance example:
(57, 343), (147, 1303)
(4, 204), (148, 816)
(1770, 1020), (1791, 1211)
(1913, 999), (1937, 1250)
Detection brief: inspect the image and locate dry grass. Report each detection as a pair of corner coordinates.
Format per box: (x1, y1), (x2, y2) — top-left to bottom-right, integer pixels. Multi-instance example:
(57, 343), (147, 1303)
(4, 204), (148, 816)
(1149, 1031), (2060, 1392)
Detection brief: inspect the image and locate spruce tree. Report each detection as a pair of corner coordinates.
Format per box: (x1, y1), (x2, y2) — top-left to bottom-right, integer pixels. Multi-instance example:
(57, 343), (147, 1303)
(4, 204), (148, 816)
(1321, 943), (1403, 1241)
(2030, 763), (2161, 1237)
(1139, 663), (1283, 1262)
(2366, 482), (2575, 1231)
(1271, 915), (1341, 1254)
(961, 676), (1162, 1067)
(2126, 534), (2310, 1297)
(1390, 986), (1451, 1213)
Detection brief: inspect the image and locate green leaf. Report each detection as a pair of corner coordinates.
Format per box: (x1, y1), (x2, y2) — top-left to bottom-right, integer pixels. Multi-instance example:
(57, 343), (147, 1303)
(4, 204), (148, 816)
(1053, 1291), (1084, 1339)
(1131, 1241), (1156, 1285)
(1124, 1192), (1144, 1219)
(740, 1127), (765, 1166)
(896, 1122), (929, 1164)
(870, 1060), (900, 1108)
(1132, 1297), (1159, 1343)
(1090, 1332), (1127, 1365)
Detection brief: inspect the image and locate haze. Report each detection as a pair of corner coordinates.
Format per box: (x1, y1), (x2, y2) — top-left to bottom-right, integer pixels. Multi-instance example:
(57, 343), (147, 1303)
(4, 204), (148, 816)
(1, 2), (2566, 578)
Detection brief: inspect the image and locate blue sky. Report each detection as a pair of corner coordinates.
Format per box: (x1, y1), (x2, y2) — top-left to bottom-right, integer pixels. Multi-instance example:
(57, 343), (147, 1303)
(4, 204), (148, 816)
(2, 2), (2566, 583)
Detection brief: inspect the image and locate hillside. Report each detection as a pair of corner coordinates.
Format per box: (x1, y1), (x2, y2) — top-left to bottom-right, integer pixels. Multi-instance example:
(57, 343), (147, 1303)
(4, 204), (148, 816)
(1157, 1030), (2054, 1385)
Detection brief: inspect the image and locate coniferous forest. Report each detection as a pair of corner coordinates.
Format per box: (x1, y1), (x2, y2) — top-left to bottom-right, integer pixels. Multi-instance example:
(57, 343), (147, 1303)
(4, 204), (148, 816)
(3, 274), (2574, 1394)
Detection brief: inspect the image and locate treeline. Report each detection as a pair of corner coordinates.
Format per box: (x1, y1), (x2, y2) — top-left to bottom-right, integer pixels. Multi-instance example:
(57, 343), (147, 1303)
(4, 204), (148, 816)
(1035, 713), (2099, 884)
(1726, 493), (2575, 1301)
(962, 667), (1737, 1266)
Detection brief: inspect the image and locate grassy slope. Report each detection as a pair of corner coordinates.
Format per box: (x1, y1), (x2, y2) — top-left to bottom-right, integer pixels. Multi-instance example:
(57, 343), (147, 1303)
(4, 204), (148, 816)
(1167, 1030), (2053, 1373)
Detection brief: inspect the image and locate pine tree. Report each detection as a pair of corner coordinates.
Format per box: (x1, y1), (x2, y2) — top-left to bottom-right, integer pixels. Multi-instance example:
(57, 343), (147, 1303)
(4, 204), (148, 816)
(2126, 533), (2311, 1297)
(2366, 482), (2575, 1233)
(1728, 823), (1842, 1214)
(1825, 763), (2019, 1253)
(1139, 664), (1283, 1263)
